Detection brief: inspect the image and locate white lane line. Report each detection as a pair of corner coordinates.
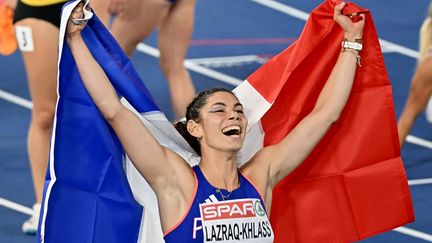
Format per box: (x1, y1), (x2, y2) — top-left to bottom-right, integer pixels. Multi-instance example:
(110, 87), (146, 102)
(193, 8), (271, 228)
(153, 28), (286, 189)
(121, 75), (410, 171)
(394, 227), (432, 242)
(408, 178), (432, 186)
(379, 39), (419, 59)
(187, 55), (267, 67)
(0, 89), (33, 109)
(136, 43), (243, 86)
(407, 135), (432, 149)
(251, 0), (420, 59)
(252, 0), (309, 21)
(0, 197), (33, 216)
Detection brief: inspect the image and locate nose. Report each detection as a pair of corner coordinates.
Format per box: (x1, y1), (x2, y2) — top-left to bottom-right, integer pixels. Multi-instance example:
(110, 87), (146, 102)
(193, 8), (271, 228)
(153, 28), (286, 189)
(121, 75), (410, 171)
(228, 110), (240, 120)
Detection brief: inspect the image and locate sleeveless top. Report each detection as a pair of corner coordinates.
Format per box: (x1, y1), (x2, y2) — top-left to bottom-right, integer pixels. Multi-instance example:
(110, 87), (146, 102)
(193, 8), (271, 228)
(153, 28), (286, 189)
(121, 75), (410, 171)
(164, 166), (274, 243)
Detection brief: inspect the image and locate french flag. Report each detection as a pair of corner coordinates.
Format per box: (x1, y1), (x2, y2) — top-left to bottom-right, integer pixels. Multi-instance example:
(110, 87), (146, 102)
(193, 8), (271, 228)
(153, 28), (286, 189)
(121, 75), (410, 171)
(38, 0), (414, 242)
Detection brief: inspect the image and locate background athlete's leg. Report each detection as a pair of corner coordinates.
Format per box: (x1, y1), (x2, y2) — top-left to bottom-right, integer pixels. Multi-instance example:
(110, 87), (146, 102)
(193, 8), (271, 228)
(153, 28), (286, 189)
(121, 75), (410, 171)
(14, 18), (59, 234)
(110, 0), (170, 56)
(158, 0), (196, 118)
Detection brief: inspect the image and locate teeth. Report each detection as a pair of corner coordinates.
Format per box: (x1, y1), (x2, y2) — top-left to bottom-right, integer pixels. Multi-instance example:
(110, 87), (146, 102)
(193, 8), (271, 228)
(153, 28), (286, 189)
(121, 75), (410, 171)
(222, 125), (241, 136)
(222, 126), (240, 133)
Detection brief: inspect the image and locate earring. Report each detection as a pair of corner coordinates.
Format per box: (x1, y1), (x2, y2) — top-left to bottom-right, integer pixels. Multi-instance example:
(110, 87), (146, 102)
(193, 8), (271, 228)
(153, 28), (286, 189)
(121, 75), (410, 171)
(197, 136), (202, 142)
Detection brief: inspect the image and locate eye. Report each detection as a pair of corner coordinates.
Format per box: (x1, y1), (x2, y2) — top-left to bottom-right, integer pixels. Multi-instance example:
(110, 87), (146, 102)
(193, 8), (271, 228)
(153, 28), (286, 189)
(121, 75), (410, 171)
(235, 109), (244, 114)
(210, 107), (225, 113)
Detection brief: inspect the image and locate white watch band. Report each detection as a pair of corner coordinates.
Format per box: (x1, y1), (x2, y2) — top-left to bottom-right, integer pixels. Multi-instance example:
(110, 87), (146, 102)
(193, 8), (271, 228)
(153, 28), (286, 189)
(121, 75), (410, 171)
(342, 40), (363, 51)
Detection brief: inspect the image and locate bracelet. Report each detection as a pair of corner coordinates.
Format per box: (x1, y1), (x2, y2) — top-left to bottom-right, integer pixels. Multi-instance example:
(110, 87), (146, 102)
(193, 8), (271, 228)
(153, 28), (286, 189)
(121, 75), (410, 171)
(341, 38), (362, 67)
(341, 39), (363, 51)
(341, 48), (362, 67)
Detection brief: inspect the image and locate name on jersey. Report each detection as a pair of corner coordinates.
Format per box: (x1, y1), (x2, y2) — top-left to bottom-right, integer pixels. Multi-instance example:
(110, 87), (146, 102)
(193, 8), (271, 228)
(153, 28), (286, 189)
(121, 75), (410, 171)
(203, 220), (272, 241)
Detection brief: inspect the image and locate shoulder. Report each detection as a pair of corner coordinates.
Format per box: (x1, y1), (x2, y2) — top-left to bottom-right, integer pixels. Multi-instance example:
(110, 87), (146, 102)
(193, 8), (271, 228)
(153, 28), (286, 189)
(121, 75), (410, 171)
(239, 148), (274, 201)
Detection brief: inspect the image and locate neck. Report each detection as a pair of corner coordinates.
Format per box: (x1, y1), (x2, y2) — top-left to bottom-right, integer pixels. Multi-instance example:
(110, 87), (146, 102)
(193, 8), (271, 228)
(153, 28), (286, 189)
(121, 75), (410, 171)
(199, 149), (239, 192)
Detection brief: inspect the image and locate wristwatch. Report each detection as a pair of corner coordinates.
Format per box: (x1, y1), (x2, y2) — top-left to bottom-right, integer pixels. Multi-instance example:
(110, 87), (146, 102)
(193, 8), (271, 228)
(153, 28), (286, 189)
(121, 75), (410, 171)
(341, 40), (363, 51)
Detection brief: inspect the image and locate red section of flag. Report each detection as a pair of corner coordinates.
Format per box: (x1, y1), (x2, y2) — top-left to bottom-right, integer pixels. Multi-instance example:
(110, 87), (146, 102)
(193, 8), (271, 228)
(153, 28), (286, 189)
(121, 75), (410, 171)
(246, 1), (414, 242)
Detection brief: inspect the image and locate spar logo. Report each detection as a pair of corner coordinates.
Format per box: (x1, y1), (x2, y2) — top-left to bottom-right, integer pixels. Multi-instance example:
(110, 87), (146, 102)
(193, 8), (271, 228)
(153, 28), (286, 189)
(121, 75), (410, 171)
(201, 200), (266, 221)
(254, 200), (265, 217)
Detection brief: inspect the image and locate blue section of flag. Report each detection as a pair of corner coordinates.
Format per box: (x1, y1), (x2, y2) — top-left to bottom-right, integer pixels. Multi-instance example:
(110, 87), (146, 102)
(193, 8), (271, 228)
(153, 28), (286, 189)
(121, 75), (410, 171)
(38, 10), (160, 242)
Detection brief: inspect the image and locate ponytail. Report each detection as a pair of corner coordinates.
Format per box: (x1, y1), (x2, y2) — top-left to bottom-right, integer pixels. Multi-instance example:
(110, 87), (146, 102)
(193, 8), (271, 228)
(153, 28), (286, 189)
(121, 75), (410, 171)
(174, 120), (201, 156)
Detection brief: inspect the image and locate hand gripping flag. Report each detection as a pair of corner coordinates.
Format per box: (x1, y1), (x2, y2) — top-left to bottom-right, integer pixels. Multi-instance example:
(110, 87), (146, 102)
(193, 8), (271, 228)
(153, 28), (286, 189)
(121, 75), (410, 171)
(39, 0), (414, 242)
(234, 1), (414, 242)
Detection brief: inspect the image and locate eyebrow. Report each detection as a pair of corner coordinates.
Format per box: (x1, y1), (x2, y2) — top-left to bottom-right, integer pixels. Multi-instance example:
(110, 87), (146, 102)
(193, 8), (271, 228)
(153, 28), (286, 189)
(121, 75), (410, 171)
(210, 102), (243, 108)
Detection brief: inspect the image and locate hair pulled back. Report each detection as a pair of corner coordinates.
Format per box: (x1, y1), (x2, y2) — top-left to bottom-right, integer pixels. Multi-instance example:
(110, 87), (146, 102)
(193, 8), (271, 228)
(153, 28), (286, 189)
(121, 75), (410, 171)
(174, 88), (235, 156)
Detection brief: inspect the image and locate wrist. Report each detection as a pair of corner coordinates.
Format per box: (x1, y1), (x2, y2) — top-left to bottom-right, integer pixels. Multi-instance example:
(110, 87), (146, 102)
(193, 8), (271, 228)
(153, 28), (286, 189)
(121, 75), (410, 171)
(66, 34), (84, 50)
(344, 33), (363, 42)
(66, 33), (83, 44)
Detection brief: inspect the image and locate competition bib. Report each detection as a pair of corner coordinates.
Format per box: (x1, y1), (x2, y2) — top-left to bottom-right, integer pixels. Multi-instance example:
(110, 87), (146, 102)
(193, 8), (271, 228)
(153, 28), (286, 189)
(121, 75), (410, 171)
(198, 198), (274, 242)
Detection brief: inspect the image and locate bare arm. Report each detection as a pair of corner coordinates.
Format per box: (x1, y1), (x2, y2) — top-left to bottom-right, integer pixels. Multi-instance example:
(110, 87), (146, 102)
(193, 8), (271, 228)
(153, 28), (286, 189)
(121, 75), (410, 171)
(243, 3), (365, 200)
(398, 55), (432, 146)
(66, 4), (194, 226)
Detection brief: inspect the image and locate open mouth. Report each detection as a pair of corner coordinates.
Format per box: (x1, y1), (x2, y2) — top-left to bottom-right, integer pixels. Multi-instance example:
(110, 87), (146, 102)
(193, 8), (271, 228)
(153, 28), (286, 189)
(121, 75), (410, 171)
(222, 125), (242, 136)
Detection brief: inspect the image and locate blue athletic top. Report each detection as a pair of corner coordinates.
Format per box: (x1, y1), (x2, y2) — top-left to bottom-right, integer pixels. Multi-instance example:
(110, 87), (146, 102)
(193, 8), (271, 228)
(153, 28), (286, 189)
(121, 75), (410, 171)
(163, 165), (274, 243)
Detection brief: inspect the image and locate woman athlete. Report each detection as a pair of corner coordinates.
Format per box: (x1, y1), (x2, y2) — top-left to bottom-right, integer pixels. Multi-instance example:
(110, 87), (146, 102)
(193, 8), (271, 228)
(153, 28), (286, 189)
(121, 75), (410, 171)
(66, 1), (365, 242)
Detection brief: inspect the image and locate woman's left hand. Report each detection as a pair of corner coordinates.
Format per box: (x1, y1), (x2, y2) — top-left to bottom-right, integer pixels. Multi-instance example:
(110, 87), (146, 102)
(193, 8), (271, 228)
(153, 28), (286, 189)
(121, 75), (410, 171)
(334, 2), (365, 40)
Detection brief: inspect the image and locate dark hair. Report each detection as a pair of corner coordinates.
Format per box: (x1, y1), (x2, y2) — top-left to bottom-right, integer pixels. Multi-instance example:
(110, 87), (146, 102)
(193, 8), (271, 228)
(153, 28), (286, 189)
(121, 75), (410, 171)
(174, 88), (236, 156)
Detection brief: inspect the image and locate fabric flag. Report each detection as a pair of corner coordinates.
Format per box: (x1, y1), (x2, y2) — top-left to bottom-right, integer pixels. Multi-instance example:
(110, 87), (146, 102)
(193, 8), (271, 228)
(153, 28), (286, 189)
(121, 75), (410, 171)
(39, 1), (198, 242)
(234, 1), (414, 242)
(39, 0), (414, 242)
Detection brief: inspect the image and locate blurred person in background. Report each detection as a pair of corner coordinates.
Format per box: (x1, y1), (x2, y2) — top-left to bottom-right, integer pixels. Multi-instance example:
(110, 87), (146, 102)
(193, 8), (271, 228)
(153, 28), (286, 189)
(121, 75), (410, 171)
(398, 1), (432, 146)
(95, 0), (196, 119)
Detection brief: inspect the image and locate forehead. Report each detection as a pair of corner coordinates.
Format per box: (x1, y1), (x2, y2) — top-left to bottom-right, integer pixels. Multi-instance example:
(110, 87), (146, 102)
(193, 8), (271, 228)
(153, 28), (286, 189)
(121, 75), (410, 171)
(206, 91), (240, 106)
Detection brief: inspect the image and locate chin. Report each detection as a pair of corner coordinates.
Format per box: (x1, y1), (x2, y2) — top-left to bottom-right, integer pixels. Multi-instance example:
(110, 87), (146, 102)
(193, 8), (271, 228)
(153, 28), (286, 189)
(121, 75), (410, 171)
(228, 143), (243, 152)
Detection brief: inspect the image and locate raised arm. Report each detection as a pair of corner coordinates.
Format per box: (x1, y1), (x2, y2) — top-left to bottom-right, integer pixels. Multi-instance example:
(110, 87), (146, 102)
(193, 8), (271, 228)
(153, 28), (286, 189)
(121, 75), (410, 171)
(243, 2), (365, 201)
(66, 4), (194, 227)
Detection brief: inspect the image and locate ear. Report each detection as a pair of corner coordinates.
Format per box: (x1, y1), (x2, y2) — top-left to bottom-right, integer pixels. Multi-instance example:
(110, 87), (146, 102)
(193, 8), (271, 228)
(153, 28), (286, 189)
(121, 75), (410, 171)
(187, 120), (203, 139)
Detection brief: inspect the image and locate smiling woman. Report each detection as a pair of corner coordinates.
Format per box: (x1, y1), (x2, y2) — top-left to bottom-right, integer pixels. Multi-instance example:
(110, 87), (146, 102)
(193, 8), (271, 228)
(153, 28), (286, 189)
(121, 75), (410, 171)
(66, 1), (364, 242)
(174, 88), (245, 156)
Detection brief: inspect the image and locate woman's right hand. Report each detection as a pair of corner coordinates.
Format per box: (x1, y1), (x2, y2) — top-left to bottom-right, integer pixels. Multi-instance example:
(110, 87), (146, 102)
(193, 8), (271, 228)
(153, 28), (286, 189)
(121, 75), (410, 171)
(67, 2), (87, 40)
(334, 2), (365, 41)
